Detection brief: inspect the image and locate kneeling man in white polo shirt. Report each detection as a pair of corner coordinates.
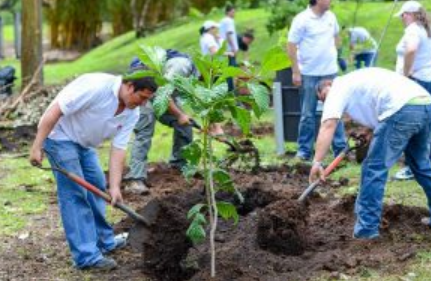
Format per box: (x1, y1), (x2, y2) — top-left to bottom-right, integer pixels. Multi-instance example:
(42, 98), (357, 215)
(309, 67), (431, 240)
(29, 72), (158, 270)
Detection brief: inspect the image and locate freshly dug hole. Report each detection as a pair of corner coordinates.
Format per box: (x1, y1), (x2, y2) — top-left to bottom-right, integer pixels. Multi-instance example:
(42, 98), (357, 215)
(129, 190), (204, 281)
(257, 199), (308, 255)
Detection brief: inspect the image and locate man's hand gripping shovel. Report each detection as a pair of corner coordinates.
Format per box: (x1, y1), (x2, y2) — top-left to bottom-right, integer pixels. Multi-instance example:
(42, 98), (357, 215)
(298, 134), (368, 203)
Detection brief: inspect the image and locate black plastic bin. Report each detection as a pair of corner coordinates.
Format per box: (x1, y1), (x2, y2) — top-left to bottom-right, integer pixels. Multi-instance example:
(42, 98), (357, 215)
(275, 67), (321, 142)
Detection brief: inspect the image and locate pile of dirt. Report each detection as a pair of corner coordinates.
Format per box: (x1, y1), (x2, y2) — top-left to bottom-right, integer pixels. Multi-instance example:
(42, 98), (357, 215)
(223, 122), (273, 137)
(0, 124), (37, 152)
(0, 85), (64, 152)
(123, 164), (431, 281)
(0, 85), (62, 126)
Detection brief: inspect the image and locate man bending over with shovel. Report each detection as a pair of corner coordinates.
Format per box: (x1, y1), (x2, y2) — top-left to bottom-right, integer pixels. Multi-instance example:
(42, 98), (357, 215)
(29, 72), (157, 270)
(309, 67), (431, 240)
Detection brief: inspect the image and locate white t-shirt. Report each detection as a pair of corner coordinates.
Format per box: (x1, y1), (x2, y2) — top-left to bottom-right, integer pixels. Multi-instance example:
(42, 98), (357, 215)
(396, 22), (431, 81)
(288, 8), (339, 76)
(219, 16), (238, 52)
(321, 67), (429, 129)
(200, 33), (220, 55)
(44, 73), (139, 150)
(349, 27), (377, 53)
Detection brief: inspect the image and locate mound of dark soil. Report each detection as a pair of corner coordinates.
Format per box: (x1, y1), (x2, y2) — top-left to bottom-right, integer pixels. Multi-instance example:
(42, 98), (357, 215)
(257, 199), (308, 255)
(0, 125), (37, 152)
(119, 164), (431, 281)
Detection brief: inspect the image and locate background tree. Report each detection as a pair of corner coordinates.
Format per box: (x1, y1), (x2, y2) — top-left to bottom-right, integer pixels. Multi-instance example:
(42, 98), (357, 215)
(21, 0), (43, 89)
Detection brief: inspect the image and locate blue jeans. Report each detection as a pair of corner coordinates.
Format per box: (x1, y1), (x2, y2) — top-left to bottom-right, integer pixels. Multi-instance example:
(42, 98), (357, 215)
(297, 74), (347, 159)
(44, 138), (115, 268)
(412, 77), (431, 95)
(354, 104), (431, 238)
(354, 52), (377, 69)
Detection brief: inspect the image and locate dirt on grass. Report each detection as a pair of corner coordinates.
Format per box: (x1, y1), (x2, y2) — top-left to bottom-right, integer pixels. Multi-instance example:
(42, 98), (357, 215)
(1, 162), (431, 281)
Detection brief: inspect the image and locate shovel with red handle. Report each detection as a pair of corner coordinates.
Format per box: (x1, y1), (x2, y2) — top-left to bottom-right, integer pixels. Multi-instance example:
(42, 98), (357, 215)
(298, 135), (367, 203)
(36, 149), (151, 226)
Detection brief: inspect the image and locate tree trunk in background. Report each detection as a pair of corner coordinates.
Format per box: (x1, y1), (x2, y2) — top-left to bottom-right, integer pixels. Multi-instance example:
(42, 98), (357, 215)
(21, 0), (43, 89)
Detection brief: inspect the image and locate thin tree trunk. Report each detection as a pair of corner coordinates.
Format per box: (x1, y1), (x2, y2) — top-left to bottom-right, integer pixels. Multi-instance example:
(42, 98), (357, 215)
(21, 0), (43, 90)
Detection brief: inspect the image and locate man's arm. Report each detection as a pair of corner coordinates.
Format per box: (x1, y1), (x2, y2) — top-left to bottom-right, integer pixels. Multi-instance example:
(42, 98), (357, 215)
(287, 42), (301, 86)
(108, 147), (126, 205)
(167, 99), (190, 125)
(29, 102), (63, 166)
(309, 119), (338, 182)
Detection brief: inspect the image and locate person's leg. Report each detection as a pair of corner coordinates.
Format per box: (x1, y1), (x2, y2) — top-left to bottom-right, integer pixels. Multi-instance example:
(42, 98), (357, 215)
(124, 105), (156, 182)
(362, 52), (376, 67)
(158, 111), (193, 169)
(80, 147), (116, 253)
(43, 139), (103, 268)
(403, 105), (431, 220)
(354, 105), (424, 238)
(296, 75), (318, 160)
(227, 56), (237, 92)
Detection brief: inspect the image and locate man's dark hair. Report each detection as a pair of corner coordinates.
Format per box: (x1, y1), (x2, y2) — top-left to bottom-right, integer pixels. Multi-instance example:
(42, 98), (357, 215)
(225, 4), (235, 14)
(124, 76), (158, 93)
(309, 0), (317, 6)
(243, 30), (255, 40)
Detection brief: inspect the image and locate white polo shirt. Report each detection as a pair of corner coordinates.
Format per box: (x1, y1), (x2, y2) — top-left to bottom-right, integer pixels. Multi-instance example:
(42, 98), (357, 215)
(396, 22), (431, 81)
(288, 8), (339, 76)
(44, 73), (139, 150)
(321, 68), (429, 129)
(200, 33), (221, 55)
(219, 17), (238, 52)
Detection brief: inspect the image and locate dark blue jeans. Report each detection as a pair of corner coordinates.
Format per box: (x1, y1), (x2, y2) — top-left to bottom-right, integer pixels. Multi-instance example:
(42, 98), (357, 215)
(354, 52), (377, 69)
(44, 138), (116, 268)
(297, 74), (347, 159)
(354, 104), (431, 238)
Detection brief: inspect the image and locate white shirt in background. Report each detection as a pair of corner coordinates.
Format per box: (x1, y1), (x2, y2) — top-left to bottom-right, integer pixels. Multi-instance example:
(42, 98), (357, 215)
(219, 17), (238, 52)
(200, 33), (220, 55)
(288, 8), (339, 76)
(349, 27), (377, 53)
(321, 68), (429, 129)
(44, 73), (139, 150)
(396, 22), (431, 81)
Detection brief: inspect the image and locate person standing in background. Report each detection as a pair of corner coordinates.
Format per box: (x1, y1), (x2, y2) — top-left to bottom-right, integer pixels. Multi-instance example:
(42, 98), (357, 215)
(287, 0), (346, 161)
(219, 5), (239, 91)
(392, 0), (431, 181)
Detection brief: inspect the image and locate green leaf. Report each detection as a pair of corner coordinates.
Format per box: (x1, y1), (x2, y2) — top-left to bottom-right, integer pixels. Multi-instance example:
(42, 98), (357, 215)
(181, 142), (202, 166)
(186, 220), (206, 244)
(209, 83), (229, 100)
(123, 69), (157, 80)
(248, 83), (270, 118)
(172, 75), (196, 97)
(216, 201), (239, 224)
(231, 106), (251, 135)
(216, 67), (247, 86)
(187, 203), (206, 220)
(193, 54), (212, 86)
(261, 46), (291, 74)
(152, 84), (175, 117)
(181, 164), (199, 183)
(208, 109), (225, 123)
(212, 169), (234, 192)
(138, 45), (167, 74)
